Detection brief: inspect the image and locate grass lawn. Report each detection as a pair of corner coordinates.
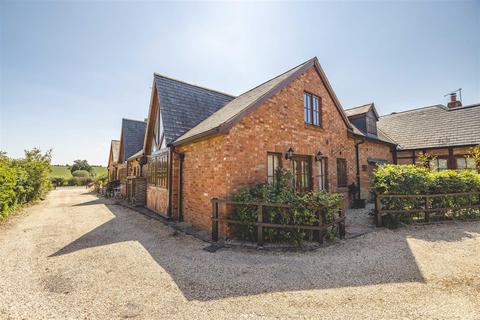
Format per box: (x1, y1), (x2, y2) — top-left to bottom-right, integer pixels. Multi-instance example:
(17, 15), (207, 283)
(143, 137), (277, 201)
(50, 165), (107, 178)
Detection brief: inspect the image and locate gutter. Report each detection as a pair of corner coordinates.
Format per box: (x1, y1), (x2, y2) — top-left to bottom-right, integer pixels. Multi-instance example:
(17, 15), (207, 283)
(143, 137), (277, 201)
(354, 138), (365, 199)
(172, 127), (220, 147)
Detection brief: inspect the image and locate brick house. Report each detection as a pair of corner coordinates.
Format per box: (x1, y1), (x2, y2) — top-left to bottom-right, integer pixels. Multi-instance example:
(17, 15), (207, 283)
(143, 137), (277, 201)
(377, 99), (480, 171)
(107, 139), (120, 181)
(142, 57), (395, 233)
(114, 118), (147, 195)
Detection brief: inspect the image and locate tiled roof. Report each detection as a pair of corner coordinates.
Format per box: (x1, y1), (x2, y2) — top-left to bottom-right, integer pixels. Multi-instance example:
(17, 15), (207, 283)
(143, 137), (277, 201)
(350, 123), (396, 145)
(121, 119), (147, 161)
(110, 140), (120, 163)
(154, 74), (235, 145)
(174, 57), (352, 145)
(345, 103), (374, 117)
(377, 103), (480, 150)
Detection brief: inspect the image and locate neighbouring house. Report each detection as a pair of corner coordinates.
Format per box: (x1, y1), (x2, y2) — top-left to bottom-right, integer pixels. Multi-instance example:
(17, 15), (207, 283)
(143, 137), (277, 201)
(116, 118), (147, 195)
(142, 57), (395, 234)
(344, 103), (397, 200)
(107, 140), (120, 181)
(377, 97), (480, 171)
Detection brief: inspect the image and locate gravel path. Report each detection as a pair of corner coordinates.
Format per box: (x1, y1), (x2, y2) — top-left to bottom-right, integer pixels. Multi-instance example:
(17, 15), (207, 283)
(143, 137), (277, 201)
(1, 188), (479, 319)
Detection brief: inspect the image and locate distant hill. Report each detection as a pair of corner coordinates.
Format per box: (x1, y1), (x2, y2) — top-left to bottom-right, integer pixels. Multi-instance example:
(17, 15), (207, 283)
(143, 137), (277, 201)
(50, 165), (107, 178)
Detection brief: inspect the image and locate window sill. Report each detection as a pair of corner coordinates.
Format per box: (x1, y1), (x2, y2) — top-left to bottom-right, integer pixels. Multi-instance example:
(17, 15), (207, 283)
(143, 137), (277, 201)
(337, 186), (348, 192)
(304, 123), (324, 131)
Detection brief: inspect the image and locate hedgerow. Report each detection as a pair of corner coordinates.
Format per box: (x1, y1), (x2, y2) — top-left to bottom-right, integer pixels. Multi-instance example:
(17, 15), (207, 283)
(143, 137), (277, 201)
(371, 164), (480, 227)
(0, 149), (52, 221)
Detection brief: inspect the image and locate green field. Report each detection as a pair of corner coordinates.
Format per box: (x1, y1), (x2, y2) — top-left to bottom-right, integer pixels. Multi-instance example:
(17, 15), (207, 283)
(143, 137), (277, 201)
(50, 165), (107, 178)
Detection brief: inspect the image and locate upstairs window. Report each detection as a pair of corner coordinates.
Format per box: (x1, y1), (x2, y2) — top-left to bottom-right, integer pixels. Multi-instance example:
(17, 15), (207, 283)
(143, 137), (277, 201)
(304, 92), (321, 127)
(336, 158), (347, 187)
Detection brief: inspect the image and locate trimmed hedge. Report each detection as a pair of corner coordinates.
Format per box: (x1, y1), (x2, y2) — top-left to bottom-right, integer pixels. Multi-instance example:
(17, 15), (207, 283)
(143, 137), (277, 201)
(0, 149), (52, 221)
(228, 169), (342, 246)
(371, 164), (480, 227)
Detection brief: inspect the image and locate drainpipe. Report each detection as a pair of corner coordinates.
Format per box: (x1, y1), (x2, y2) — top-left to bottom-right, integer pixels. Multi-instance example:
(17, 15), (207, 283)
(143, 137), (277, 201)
(178, 153), (185, 222)
(355, 139), (365, 200)
(167, 147), (174, 218)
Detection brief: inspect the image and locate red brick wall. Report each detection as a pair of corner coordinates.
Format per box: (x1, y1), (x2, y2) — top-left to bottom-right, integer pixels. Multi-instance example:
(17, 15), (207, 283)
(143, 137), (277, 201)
(358, 140), (393, 200)
(175, 67), (392, 233)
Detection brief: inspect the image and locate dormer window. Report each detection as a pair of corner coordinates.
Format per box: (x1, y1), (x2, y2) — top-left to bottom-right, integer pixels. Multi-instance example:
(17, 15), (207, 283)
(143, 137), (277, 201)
(366, 116), (377, 135)
(304, 92), (321, 127)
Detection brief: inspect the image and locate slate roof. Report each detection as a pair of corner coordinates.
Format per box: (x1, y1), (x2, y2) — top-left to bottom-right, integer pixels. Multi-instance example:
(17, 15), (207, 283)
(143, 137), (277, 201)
(110, 140), (120, 164)
(121, 119), (147, 161)
(377, 103), (480, 150)
(350, 123), (396, 145)
(173, 57), (353, 145)
(345, 103), (374, 117)
(154, 74), (235, 145)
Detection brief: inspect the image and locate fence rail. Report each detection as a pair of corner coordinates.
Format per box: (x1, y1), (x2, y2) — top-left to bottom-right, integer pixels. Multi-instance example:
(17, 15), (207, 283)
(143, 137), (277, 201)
(211, 198), (346, 246)
(375, 191), (480, 226)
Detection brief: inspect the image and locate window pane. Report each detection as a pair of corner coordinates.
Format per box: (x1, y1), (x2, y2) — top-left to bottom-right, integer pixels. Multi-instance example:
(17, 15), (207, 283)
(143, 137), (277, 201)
(466, 157), (476, 169)
(456, 157), (466, 169)
(304, 93), (311, 124)
(438, 159), (448, 170)
(267, 153), (281, 184)
(268, 155), (273, 176)
(337, 158), (347, 187)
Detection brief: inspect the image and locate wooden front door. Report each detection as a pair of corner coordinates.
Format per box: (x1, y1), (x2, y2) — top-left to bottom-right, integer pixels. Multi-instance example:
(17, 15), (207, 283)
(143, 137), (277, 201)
(292, 155), (312, 193)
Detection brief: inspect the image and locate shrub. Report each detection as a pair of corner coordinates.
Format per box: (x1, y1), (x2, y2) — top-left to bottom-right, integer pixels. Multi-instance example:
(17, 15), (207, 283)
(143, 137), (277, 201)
(72, 170), (91, 178)
(371, 164), (480, 228)
(0, 149), (52, 221)
(94, 173), (108, 190)
(228, 169), (342, 246)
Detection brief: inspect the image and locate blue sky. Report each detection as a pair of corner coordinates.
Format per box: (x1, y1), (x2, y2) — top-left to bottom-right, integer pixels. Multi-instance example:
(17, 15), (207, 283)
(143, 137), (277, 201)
(1, 1), (479, 165)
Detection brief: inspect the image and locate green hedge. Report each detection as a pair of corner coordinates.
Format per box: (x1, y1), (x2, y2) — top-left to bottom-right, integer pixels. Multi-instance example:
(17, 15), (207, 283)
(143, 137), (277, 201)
(228, 169), (342, 246)
(371, 164), (480, 227)
(0, 149), (52, 221)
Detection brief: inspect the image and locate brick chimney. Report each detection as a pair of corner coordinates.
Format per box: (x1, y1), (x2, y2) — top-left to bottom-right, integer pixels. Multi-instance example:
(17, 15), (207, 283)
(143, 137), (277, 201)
(447, 93), (462, 108)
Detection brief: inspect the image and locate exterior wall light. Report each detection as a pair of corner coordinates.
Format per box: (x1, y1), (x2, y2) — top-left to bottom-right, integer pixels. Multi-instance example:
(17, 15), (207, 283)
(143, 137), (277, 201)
(315, 151), (324, 162)
(285, 147), (294, 160)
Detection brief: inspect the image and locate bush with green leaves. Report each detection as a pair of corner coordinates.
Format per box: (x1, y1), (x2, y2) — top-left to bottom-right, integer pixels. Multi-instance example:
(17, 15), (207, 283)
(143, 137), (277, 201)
(94, 173), (108, 190)
(0, 149), (52, 220)
(371, 164), (480, 227)
(72, 170), (91, 178)
(228, 169), (342, 246)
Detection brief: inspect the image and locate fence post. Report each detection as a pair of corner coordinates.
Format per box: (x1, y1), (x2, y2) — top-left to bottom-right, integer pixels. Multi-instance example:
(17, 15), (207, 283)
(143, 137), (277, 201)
(257, 205), (264, 246)
(375, 193), (383, 227)
(211, 198), (219, 242)
(339, 207), (346, 239)
(424, 195), (430, 222)
(318, 209), (324, 244)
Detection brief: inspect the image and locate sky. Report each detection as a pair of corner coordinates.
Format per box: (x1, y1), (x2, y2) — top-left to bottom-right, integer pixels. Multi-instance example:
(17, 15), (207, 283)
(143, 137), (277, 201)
(1, 1), (479, 165)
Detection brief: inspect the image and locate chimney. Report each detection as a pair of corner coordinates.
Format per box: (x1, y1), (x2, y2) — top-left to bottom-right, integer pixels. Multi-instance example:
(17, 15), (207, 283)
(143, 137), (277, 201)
(447, 93), (462, 108)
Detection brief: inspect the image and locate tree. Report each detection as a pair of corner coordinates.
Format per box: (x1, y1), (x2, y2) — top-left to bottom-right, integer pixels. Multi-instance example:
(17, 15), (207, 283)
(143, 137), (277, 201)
(467, 145), (480, 170)
(69, 160), (92, 174)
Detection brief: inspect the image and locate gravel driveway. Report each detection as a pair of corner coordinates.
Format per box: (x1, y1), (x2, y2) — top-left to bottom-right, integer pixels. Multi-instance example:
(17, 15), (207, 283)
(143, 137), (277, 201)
(1, 187), (479, 319)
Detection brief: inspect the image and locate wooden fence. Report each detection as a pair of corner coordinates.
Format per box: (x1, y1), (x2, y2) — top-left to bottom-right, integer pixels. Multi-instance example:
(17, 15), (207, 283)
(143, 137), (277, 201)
(211, 198), (346, 246)
(375, 191), (480, 227)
